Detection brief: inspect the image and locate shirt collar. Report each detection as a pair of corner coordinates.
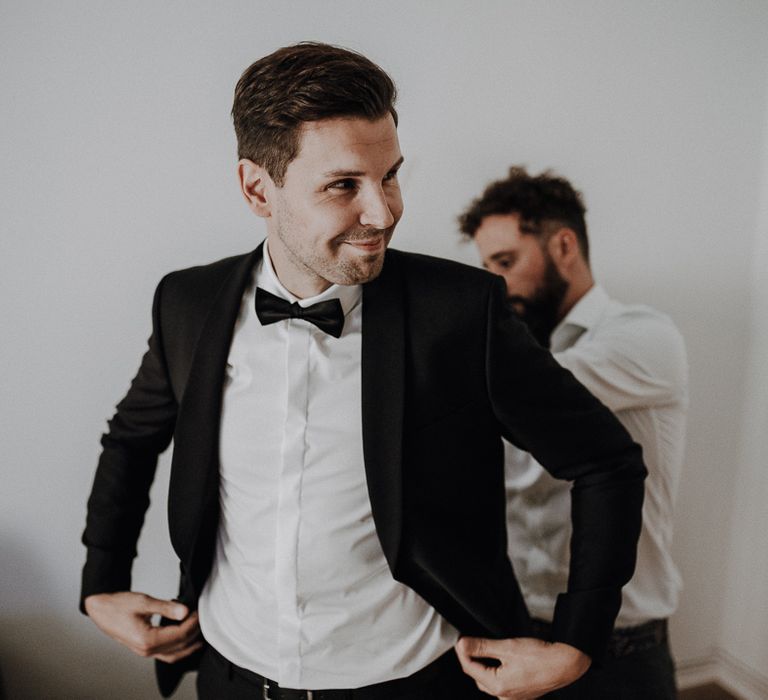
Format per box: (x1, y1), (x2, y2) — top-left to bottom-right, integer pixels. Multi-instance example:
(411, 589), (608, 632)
(550, 284), (609, 352)
(257, 237), (363, 318)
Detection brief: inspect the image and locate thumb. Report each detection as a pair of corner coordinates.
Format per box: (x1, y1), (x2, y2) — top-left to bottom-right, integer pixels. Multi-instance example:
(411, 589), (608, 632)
(137, 594), (188, 621)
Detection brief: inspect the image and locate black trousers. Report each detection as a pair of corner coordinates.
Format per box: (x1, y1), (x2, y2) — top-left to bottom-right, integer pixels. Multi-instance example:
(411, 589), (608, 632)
(535, 619), (677, 700)
(196, 644), (488, 700)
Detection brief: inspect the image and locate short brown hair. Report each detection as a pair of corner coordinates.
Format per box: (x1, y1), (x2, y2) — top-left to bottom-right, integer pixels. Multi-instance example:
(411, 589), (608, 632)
(232, 42), (398, 185)
(459, 166), (590, 262)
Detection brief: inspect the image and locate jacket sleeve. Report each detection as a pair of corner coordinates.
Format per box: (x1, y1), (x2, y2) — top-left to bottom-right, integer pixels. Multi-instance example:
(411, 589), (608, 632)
(80, 275), (178, 610)
(485, 276), (647, 660)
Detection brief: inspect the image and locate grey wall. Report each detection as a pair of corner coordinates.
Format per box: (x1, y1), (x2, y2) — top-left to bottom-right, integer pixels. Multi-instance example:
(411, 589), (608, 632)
(2, 2), (767, 698)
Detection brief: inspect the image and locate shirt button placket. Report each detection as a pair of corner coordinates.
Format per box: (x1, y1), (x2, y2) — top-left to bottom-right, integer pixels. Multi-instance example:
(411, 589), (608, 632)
(276, 319), (310, 685)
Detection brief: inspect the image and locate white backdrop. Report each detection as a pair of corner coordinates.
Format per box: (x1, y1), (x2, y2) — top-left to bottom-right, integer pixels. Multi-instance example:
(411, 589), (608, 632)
(1, 2), (767, 698)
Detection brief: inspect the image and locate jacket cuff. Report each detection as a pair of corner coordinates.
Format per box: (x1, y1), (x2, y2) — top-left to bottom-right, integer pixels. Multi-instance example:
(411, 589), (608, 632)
(549, 587), (622, 661)
(79, 547), (133, 613)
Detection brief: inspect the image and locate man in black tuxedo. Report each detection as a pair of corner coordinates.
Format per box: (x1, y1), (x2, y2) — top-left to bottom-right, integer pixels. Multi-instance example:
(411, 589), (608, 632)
(81, 42), (646, 699)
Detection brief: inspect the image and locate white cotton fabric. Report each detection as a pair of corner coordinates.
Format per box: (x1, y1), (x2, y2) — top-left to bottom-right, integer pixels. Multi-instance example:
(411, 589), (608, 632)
(199, 240), (457, 689)
(506, 285), (688, 627)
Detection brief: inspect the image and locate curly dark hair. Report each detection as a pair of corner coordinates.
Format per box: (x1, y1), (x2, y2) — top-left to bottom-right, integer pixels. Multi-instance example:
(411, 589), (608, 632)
(458, 166), (589, 262)
(232, 42), (398, 186)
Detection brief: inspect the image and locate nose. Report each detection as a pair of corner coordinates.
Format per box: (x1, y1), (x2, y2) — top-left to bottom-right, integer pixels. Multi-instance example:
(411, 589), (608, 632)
(359, 185), (396, 230)
(501, 274), (517, 299)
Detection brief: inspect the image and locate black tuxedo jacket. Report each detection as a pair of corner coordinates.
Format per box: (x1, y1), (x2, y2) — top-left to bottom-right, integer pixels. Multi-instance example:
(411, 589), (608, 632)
(81, 245), (646, 696)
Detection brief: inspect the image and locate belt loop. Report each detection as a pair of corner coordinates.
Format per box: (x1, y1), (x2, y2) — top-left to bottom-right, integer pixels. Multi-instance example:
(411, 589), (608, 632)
(307, 692), (314, 700)
(262, 678), (271, 700)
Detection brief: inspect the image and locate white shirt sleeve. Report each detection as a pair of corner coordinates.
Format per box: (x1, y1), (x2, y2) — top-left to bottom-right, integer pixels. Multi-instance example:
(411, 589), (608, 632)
(555, 310), (687, 413)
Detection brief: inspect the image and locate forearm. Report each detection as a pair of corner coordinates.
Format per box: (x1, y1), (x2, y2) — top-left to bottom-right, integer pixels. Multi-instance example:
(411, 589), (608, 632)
(81, 276), (178, 610)
(486, 276), (647, 656)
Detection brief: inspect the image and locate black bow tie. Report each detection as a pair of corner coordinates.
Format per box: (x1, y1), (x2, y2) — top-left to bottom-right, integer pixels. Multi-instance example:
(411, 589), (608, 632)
(255, 287), (345, 338)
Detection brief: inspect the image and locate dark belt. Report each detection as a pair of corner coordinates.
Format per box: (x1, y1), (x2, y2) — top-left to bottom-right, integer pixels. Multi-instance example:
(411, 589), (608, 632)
(207, 644), (457, 700)
(529, 617), (669, 659)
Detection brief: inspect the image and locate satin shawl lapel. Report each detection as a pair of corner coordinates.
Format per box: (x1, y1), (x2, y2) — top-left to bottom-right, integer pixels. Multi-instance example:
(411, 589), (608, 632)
(361, 253), (406, 570)
(169, 244), (263, 566)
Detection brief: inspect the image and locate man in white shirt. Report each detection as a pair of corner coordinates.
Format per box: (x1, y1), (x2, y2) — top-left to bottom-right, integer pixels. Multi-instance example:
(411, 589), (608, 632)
(81, 46), (648, 699)
(461, 166), (688, 698)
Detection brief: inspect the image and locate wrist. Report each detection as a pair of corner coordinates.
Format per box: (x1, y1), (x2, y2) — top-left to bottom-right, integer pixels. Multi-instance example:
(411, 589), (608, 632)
(550, 642), (591, 684)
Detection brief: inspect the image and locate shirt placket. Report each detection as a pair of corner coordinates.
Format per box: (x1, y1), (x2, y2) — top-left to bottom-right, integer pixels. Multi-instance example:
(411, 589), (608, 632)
(275, 318), (311, 685)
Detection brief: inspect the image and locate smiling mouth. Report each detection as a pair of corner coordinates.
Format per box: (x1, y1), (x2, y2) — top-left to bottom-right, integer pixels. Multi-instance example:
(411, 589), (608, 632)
(343, 238), (386, 253)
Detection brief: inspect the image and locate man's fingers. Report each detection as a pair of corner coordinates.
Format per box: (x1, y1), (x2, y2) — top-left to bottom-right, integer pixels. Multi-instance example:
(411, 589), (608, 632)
(135, 612), (201, 657)
(457, 636), (509, 660)
(457, 637), (593, 700)
(150, 613), (200, 649)
(85, 591), (188, 627)
(455, 637), (499, 682)
(128, 625), (198, 658)
(456, 636), (504, 669)
(154, 639), (205, 664)
(177, 610), (200, 634)
(85, 591), (204, 663)
(456, 636), (483, 664)
(151, 629), (204, 663)
(135, 593), (188, 621)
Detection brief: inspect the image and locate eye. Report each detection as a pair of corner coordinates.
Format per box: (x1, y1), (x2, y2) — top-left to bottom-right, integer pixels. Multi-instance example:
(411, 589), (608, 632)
(494, 256), (516, 271)
(327, 178), (358, 191)
(383, 168), (400, 183)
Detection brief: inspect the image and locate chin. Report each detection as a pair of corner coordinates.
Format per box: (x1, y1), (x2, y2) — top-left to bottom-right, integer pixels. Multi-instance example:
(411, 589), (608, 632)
(335, 256), (386, 286)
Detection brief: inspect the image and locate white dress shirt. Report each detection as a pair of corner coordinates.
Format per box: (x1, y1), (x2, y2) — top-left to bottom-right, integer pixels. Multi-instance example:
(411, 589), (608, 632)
(505, 285), (688, 627)
(198, 240), (457, 689)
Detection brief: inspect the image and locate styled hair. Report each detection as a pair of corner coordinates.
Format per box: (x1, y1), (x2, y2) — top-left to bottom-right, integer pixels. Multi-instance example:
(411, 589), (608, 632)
(232, 42), (398, 186)
(458, 166), (589, 262)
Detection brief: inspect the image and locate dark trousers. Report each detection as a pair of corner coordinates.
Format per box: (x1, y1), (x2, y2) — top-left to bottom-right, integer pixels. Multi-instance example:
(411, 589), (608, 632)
(537, 619), (678, 700)
(196, 644), (487, 700)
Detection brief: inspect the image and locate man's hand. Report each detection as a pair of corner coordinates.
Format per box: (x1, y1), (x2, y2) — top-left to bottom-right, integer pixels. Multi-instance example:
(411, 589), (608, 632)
(455, 636), (591, 699)
(84, 591), (202, 664)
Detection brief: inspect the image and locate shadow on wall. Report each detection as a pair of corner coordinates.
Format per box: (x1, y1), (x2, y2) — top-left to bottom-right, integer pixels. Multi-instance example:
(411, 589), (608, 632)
(0, 614), (199, 699)
(0, 538), (196, 699)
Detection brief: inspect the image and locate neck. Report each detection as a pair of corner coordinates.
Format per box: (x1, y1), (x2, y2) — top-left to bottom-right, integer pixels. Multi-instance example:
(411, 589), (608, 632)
(557, 268), (594, 322)
(266, 237), (331, 299)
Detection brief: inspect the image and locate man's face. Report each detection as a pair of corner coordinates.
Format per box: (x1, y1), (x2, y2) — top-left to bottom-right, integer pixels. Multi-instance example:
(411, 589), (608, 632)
(263, 115), (403, 297)
(473, 213), (568, 346)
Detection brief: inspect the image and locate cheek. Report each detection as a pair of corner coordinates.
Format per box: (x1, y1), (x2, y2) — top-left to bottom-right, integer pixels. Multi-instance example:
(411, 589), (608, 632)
(503, 266), (538, 295)
(317, 210), (360, 247)
(501, 272), (521, 295)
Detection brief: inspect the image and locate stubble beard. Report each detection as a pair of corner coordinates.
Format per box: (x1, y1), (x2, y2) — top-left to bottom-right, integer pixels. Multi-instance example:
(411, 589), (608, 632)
(509, 258), (569, 348)
(274, 215), (394, 289)
(331, 229), (393, 285)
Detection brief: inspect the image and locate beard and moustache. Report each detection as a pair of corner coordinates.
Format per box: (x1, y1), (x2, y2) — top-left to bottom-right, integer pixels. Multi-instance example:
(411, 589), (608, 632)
(507, 257), (569, 348)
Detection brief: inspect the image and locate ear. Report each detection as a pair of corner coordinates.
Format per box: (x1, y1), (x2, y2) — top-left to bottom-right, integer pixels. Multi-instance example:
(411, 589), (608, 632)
(546, 227), (581, 274)
(237, 159), (273, 218)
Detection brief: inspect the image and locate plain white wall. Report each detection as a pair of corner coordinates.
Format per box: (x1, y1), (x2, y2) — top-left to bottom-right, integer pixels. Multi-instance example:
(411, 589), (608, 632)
(1, 2), (767, 697)
(718, 79), (768, 691)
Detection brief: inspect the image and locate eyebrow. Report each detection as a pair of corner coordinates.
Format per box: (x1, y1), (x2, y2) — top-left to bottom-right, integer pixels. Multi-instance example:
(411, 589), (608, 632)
(322, 156), (405, 179)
